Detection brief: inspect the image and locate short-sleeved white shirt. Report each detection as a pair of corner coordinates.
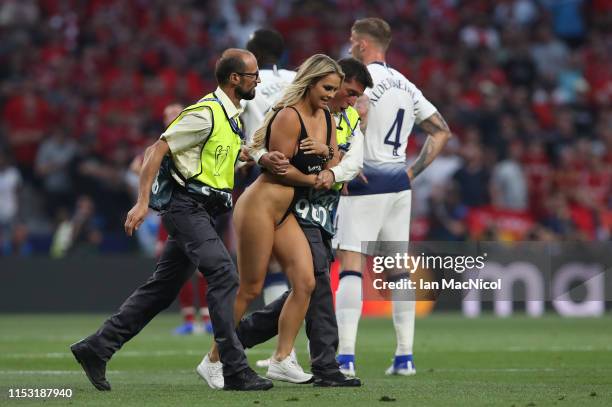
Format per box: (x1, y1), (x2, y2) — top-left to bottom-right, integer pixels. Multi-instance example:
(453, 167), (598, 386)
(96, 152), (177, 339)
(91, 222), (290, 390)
(363, 62), (437, 165)
(241, 65), (296, 143)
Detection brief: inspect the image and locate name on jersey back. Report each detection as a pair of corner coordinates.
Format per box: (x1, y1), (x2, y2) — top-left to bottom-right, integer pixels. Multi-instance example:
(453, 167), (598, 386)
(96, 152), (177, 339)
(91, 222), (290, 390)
(369, 77), (414, 106)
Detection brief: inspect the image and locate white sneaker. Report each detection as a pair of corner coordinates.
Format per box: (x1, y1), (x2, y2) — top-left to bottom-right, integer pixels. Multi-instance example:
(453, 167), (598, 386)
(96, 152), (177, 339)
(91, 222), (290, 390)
(266, 356), (313, 384)
(256, 349), (300, 369)
(196, 354), (224, 389)
(288, 349), (304, 372)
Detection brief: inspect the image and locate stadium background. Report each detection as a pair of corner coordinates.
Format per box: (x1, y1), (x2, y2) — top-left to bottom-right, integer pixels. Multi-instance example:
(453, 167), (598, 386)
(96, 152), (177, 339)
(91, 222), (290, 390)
(1, 0), (610, 316)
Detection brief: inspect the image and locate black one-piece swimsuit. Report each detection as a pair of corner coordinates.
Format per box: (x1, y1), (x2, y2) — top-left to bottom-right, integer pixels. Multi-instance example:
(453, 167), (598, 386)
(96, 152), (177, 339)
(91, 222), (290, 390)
(264, 106), (332, 225)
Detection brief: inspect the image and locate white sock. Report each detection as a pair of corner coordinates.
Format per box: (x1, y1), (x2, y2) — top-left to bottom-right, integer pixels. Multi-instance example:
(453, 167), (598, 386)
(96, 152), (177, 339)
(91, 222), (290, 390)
(263, 283), (288, 305)
(391, 294), (416, 356)
(335, 273), (362, 355)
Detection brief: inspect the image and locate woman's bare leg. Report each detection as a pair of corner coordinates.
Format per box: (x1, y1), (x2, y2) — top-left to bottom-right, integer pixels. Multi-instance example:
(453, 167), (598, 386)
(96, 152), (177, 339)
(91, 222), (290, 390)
(208, 193), (275, 362)
(272, 215), (315, 360)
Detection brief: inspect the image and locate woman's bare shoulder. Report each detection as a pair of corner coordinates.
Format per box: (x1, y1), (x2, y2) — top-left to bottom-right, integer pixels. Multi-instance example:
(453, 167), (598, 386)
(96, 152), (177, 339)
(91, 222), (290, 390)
(271, 107), (301, 134)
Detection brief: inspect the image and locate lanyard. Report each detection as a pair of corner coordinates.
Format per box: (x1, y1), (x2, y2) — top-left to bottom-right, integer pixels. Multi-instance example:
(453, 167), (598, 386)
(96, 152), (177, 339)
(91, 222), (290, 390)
(228, 116), (244, 141)
(341, 109), (359, 141)
(340, 110), (356, 139)
(338, 109), (359, 152)
(210, 93), (245, 141)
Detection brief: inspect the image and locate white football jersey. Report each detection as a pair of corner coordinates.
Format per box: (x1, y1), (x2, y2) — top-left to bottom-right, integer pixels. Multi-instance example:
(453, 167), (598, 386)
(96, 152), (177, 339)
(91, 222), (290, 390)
(363, 62), (437, 164)
(241, 65), (296, 143)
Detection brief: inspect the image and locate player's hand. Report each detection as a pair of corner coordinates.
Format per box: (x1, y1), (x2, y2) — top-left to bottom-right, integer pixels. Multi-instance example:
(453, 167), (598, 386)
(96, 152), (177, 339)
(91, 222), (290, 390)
(341, 183), (349, 195)
(355, 94), (369, 118)
(406, 167), (414, 182)
(125, 201), (149, 236)
(357, 171), (368, 184)
(260, 151), (289, 175)
(315, 169), (335, 190)
(300, 137), (328, 155)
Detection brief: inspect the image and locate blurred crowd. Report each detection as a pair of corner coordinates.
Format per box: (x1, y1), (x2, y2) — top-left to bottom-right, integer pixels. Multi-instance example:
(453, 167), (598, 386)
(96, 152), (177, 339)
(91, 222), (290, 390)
(0, 0), (610, 256)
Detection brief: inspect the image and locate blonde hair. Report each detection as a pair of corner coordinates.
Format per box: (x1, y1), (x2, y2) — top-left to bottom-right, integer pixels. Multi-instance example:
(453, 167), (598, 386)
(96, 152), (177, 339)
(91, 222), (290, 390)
(250, 54), (344, 152)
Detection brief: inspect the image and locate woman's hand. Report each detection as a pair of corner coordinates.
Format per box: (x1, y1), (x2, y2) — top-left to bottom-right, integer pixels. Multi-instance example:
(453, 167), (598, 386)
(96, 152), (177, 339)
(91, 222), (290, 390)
(300, 136), (328, 156)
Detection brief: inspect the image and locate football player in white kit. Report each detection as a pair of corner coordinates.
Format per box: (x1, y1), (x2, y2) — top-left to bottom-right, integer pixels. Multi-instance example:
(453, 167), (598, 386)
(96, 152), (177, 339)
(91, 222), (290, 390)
(334, 18), (452, 377)
(242, 29), (296, 145)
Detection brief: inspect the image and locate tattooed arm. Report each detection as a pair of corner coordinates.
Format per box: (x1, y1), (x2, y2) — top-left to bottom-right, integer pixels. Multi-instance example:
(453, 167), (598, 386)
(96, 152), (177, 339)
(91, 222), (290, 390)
(407, 112), (452, 181)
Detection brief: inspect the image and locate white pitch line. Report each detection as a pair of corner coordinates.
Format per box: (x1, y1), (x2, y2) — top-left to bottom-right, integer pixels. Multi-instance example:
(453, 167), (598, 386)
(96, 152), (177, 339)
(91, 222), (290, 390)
(2, 347), (609, 359)
(436, 346), (612, 353)
(0, 369), (205, 375)
(0, 335), (83, 342)
(0, 335), (219, 342)
(506, 345), (612, 352)
(5, 367), (609, 377)
(0, 370), (121, 375)
(0, 348), (271, 359)
(431, 368), (558, 373)
(429, 367), (612, 373)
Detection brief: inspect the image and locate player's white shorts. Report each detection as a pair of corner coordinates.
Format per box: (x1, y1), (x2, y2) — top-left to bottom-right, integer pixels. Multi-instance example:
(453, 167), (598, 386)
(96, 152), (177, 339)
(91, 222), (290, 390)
(333, 190), (412, 254)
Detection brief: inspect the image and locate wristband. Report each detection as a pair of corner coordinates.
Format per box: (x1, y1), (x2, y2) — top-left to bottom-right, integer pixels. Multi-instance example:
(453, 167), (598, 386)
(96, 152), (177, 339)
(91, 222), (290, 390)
(251, 148), (267, 165)
(323, 145), (334, 162)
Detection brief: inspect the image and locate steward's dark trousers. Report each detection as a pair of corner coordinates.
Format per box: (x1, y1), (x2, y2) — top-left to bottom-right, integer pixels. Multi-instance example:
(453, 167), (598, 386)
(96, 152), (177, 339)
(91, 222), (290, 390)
(236, 226), (340, 377)
(86, 189), (248, 376)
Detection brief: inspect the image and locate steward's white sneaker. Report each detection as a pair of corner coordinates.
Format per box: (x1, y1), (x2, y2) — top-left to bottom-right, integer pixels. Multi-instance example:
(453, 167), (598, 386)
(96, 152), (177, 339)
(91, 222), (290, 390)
(266, 356), (313, 384)
(196, 354), (224, 389)
(384, 355), (416, 376)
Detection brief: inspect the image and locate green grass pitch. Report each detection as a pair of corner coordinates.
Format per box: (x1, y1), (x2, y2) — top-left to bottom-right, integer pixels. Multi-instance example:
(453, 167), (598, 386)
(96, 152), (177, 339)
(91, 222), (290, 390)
(1, 313), (611, 406)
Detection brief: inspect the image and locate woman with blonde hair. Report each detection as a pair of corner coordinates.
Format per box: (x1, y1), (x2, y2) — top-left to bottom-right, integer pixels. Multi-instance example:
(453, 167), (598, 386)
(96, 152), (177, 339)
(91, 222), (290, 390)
(200, 54), (343, 387)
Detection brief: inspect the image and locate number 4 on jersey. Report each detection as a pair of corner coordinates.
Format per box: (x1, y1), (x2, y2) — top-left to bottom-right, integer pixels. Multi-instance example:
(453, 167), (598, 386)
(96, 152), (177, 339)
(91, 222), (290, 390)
(384, 108), (405, 156)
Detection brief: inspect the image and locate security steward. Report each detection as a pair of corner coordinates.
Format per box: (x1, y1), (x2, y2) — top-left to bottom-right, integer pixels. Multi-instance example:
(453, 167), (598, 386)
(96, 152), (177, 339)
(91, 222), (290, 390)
(70, 49), (273, 392)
